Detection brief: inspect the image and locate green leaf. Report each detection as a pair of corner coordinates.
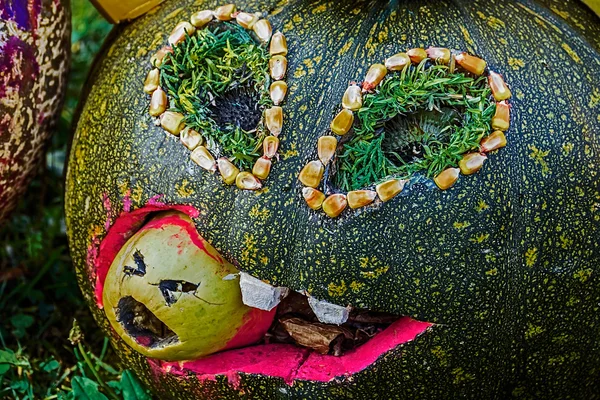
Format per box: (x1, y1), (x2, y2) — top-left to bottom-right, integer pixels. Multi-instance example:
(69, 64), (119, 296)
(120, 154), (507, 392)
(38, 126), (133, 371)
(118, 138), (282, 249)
(0, 348), (29, 369)
(120, 370), (151, 400)
(10, 314), (34, 330)
(70, 376), (109, 400)
(40, 358), (61, 372)
(0, 349), (18, 363)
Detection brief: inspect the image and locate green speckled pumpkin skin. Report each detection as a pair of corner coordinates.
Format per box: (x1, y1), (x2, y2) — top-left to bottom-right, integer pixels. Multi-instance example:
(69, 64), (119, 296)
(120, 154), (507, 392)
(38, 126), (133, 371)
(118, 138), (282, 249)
(66, 0), (600, 398)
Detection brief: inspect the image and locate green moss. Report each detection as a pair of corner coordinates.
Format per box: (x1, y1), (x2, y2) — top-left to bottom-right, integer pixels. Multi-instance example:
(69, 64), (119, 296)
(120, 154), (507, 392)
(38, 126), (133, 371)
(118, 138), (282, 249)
(159, 23), (272, 169)
(334, 61), (495, 191)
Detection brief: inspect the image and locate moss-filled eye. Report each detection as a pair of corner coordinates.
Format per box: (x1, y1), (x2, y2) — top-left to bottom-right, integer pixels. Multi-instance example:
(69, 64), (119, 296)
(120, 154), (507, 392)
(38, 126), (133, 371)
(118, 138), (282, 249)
(299, 48), (512, 218)
(335, 63), (495, 191)
(102, 212), (275, 360)
(144, 10), (289, 189)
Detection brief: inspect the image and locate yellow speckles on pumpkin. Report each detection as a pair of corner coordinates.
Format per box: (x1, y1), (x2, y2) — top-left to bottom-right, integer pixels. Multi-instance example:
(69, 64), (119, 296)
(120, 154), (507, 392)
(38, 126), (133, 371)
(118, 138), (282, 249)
(507, 57), (524, 70)
(283, 20), (294, 32)
(476, 199), (489, 212)
(431, 346), (449, 367)
(174, 180), (194, 198)
(459, 26), (475, 49)
(573, 268), (593, 283)
(248, 205), (270, 224)
(470, 233), (490, 243)
(240, 233), (259, 268)
(525, 247), (538, 267)
(377, 30), (388, 43)
(418, 5), (431, 16)
(164, 7), (184, 21)
(529, 145), (551, 176)
(550, 6), (570, 19)
(311, 4), (328, 14)
(328, 280), (347, 297)
(589, 88), (600, 108)
(280, 142), (299, 160)
(562, 142), (574, 155)
(136, 47), (148, 58)
(486, 268), (498, 276)
(349, 281), (364, 293)
(552, 333), (572, 343)
(516, 3), (562, 33)
(561, 43), (582, 64)
(338, 39), (354, 56)
(476, 11), (506, 30)
(453, 221), (471, 230)
(358, 257), (389, 279)
(117, 180), (130, 198)
(359, 257), (371, 268)
(559, 234), (573, 249)
(451, 367), (475, 384)
(525, 323), (545, 339)
(89, 224), (104, 238)
(361, 266), (390, 279)
(487, 16), (505, 29)
(293, 66), (306, 78)
(566, 296), (580, 307)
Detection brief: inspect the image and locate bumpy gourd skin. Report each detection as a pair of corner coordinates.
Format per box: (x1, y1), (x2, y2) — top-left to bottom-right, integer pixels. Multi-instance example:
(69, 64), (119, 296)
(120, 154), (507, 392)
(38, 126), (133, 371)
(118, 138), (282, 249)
(66, 0), (600, 399)
(0, 0), (70, 221)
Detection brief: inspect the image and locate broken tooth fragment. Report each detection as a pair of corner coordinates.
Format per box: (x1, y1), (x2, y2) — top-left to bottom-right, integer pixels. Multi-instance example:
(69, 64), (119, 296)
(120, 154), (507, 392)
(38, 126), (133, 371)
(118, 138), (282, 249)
(307, 296), (350, 325)
(239, 272), (287, 311)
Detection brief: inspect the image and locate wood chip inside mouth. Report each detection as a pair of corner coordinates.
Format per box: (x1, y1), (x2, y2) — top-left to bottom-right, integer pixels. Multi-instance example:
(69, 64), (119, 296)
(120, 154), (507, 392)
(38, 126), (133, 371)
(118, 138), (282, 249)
(264, 291), (401, 356)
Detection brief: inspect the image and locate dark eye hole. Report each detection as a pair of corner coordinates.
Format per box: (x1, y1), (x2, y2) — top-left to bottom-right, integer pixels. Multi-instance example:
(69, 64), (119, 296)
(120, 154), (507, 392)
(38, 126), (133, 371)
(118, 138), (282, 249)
(116, 296), (178, 348)
(381, 108), (461, 165)
(123, 249), (147, 277)
(209, 86), (262, 132)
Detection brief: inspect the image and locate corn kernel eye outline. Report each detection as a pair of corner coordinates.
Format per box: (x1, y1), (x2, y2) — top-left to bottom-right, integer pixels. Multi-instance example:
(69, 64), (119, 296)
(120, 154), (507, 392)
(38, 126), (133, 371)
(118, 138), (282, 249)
(143, 4), (289, 190)
(299, 48), (512, 219)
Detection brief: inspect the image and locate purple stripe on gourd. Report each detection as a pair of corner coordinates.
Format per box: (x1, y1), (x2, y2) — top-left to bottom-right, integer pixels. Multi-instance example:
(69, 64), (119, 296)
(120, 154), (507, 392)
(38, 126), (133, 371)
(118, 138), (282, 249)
(0, 36), (38, 98)
(0, 0), (41, 31)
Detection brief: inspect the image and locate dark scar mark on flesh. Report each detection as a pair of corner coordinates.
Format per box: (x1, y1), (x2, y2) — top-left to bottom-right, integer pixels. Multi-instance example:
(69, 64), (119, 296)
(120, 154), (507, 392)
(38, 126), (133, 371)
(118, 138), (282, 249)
(151, 280), (225, 306)
(123, 249), (147, 277)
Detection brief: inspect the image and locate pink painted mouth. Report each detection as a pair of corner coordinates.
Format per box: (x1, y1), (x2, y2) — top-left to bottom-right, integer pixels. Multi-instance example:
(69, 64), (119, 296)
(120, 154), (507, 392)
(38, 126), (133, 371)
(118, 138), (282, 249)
(152, 316), (431, 385)
(91, 203), (433, 385)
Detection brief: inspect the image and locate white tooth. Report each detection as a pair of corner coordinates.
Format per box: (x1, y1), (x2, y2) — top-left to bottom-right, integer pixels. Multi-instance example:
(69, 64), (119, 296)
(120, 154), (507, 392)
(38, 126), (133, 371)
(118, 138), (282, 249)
(308, 296), (350, 325)
(239, 273), (286, 311)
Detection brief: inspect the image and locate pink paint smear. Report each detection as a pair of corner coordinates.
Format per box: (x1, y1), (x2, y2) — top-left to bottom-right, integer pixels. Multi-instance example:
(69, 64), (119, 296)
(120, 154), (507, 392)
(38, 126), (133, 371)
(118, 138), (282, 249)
(151, 317), (431, 385)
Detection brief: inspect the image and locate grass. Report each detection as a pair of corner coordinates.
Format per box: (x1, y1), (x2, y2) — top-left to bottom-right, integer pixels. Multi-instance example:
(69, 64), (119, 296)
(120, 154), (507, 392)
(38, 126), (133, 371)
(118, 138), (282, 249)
(159, 22), (272, 170)
(333, 61), (495, 192)
(0, 1), (151, 398)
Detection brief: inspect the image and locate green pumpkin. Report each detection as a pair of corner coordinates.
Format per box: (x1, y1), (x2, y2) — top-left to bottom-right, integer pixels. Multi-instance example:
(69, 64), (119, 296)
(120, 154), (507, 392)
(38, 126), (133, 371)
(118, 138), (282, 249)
(0, 0), (70, 221)
(66, 0), (600, 398)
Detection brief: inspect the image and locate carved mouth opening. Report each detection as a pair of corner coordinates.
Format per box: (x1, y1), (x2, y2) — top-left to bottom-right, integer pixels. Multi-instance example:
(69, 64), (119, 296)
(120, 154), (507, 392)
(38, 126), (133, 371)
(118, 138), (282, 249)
(95, 205), (433, 384)
(116, 296), (179, 348)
